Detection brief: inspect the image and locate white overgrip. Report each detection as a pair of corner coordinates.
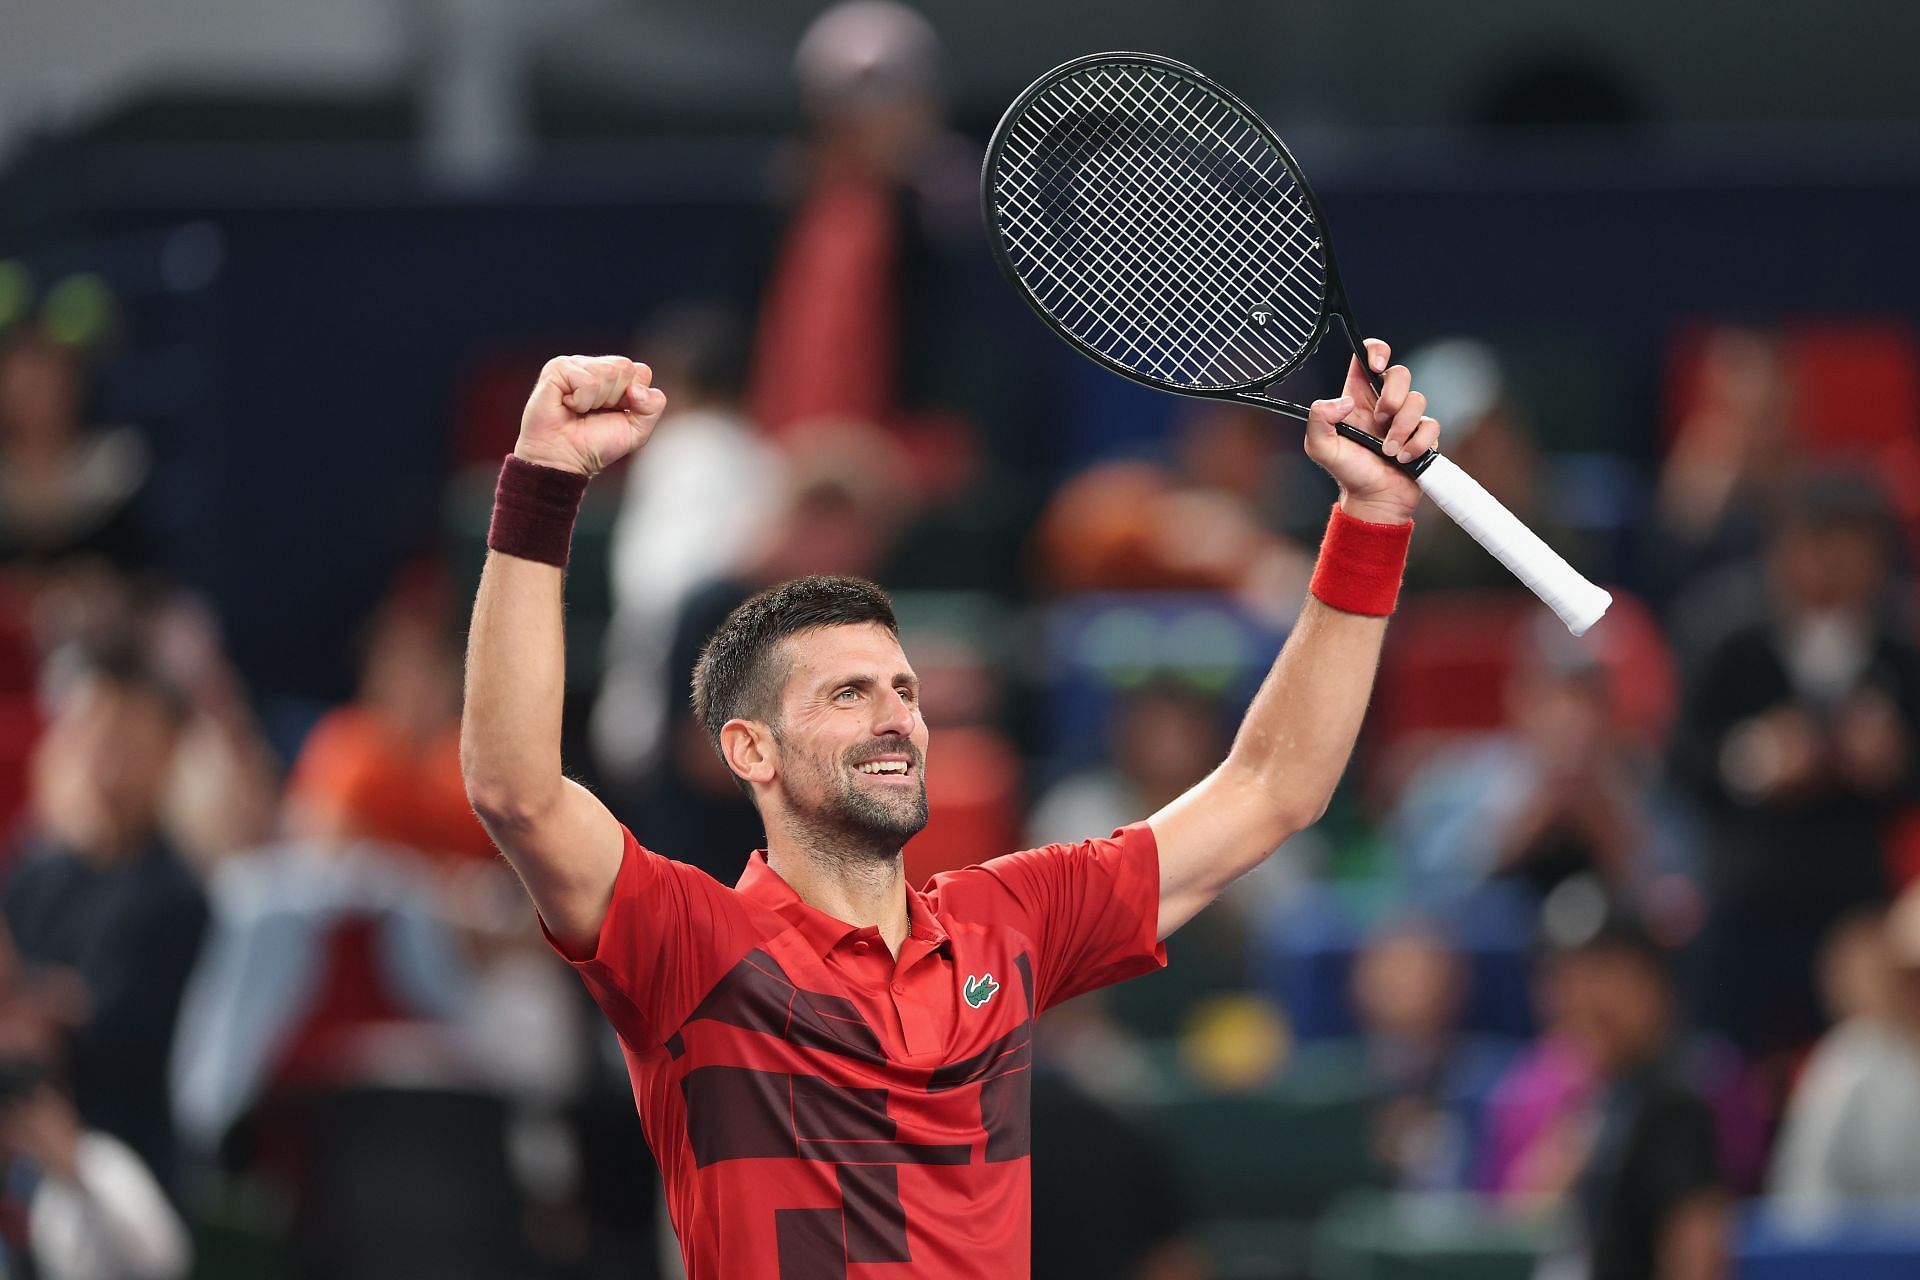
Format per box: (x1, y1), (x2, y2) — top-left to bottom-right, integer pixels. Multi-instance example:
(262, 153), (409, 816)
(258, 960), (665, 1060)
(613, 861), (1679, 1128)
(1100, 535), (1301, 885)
(1414, 455), (1612, 635)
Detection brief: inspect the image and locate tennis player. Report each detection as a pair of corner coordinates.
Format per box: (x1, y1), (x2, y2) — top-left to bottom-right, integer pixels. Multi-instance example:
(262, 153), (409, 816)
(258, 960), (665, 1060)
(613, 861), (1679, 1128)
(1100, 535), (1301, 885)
(462, 342), (1439, 1279)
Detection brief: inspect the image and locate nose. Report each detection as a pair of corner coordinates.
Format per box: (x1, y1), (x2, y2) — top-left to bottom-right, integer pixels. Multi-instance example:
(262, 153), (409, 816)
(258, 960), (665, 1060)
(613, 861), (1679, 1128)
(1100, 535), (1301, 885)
(872, 687), (915, 738)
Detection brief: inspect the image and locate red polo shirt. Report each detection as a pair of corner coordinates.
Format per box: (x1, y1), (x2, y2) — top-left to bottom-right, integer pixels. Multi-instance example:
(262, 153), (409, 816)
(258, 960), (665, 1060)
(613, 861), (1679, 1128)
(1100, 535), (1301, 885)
(545, 822), (1166, 1279)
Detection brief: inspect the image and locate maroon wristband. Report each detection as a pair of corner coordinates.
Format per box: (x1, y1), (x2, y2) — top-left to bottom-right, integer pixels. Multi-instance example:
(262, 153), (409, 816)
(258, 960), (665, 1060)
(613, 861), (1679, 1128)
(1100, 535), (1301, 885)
(488, 454), (591, 567)
(1308, 503), (1413, 617)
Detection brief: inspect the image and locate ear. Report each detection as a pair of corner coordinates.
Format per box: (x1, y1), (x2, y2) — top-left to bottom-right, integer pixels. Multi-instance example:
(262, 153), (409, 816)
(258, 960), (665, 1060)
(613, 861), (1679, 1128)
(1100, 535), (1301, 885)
(719, 718), (778, 789)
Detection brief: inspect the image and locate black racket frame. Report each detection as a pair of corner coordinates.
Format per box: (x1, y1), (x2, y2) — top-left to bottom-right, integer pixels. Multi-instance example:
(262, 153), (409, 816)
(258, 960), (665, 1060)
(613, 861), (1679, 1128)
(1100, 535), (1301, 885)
(981, 51), (1437, 476)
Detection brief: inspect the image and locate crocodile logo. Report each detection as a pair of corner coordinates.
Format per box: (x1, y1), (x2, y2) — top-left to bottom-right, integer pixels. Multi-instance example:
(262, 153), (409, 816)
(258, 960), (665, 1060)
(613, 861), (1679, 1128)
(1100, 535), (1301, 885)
(963, 973), (1000, 1010)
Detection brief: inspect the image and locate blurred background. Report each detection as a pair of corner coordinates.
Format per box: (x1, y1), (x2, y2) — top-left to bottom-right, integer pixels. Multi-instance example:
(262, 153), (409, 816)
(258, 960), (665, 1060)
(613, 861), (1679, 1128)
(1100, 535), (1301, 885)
(4, 1), (1920, 1277)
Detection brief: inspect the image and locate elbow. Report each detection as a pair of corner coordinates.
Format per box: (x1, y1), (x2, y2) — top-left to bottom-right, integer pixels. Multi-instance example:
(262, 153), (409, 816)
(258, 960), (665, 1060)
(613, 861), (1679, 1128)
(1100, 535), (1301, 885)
(463, 771), (556, 832)
(1262, 800), (1325, 850)
(1222, 755), (1331, 846)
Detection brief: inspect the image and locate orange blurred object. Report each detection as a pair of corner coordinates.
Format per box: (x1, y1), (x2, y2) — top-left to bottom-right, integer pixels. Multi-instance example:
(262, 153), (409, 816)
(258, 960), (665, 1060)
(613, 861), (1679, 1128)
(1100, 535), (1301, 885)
(287, 707), (495, 863)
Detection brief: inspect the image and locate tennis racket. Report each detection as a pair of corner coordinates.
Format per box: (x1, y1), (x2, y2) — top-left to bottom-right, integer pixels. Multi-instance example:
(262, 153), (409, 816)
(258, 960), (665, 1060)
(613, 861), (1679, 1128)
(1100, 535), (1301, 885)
(982, 52), (1612, 636)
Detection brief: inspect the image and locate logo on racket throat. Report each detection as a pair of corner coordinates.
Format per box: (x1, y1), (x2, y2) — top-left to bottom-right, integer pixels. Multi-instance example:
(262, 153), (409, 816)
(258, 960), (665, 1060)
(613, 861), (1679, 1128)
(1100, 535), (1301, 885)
(963, 973), (1000, 1009)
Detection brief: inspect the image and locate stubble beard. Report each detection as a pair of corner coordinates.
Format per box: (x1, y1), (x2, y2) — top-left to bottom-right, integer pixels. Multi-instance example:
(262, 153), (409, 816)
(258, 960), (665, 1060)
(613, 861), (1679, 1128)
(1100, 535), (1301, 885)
(786, 739), (929, 863)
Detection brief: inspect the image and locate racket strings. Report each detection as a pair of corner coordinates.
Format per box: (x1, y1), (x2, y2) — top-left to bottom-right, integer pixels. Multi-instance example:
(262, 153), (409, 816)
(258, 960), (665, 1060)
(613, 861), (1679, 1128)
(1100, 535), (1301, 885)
(1005, 80), (1304, 386)
(998, 66), (1306, 379)
(1096, 68), (1325, 334)
(1051, 80), (1298, 363)
(991, 62), (1329, 390)
(1068, 73), (1323, 358)
(1002, 85), (1268, 380)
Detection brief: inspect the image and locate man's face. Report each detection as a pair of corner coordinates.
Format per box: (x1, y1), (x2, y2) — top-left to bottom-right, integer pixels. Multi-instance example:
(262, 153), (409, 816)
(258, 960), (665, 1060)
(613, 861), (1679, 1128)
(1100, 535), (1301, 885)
(767, 623), (929, 851)
(1557, 949), (1670, 1077)
(32, 677), (179, 859)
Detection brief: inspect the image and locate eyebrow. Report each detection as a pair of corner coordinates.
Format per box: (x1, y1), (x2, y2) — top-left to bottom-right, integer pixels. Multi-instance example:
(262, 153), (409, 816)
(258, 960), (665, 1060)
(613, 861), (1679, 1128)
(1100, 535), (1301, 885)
(816, 672), (921, 696)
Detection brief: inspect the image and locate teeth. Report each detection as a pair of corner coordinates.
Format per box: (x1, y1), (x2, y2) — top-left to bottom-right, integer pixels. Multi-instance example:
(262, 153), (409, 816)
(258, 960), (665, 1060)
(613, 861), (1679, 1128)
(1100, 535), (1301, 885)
(857, 761), (910, 774)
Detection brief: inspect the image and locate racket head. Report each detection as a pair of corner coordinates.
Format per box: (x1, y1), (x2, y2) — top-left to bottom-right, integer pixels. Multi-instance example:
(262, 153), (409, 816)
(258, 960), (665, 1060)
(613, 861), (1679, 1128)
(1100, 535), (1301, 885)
(982, 52), (1345, 407)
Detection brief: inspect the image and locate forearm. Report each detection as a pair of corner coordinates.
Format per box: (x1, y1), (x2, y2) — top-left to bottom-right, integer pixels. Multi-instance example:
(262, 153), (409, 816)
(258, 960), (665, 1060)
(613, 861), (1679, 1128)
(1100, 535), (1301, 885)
(1222, 595), (1387, 836)
(460, 549), (569, 823)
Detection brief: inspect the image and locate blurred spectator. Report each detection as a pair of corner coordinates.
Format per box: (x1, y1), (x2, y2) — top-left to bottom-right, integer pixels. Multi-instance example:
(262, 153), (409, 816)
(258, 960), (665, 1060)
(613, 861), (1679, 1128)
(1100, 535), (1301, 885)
(1655, 327), (1798, 601)
(1669, 469), (1920, 1056)
(751, 3), (979, 446)
(1769, 896), (1920, 1205)
(4, 643), (207, 1194)
(1348, 922), (1514, 1192)
(0, 325), (149, 576)
(285, 566), (494, 863)
(752, 2), (1047, 588)
(1027, 681), (1228, 848)
(0, 938), (190, 1280)
(168, 840), (478, 1159)
(1030, 447), (1308, 611)
(1389, 609), (1690, 912)
(1516, 913), (1729, 1280)
(147, 595), (281, 875)
(591, 301), (783, 786)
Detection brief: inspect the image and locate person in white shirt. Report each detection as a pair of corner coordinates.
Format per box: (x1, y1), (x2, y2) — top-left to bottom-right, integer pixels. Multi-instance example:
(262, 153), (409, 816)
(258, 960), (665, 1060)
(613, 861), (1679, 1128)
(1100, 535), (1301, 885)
(1770, 893), (1920, 1205)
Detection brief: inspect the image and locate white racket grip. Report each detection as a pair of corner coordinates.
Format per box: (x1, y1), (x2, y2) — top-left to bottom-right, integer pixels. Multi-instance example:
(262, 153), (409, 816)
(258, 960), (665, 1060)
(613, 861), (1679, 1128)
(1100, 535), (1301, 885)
(1415, 455), (1612, 635)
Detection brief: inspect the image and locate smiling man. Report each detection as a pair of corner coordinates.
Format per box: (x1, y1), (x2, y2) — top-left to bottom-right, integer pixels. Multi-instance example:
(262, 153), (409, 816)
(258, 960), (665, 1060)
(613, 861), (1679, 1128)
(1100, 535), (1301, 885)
(461, 347), (1439, 1279)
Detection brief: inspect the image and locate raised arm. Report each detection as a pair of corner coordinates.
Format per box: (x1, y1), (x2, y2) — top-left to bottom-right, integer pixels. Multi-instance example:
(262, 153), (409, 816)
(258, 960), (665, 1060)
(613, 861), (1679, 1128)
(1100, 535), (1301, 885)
(1149, 339), (1437, 937)
(461, 356), (666, 952)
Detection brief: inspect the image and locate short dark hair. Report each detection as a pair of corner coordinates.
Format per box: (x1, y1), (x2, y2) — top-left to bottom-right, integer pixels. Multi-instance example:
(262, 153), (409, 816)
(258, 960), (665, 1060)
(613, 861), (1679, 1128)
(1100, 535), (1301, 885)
(72, 636), (191, 728)
(1776, 466), (1896, 546)
(690, 575), (899, 766)
(637, 299), (750, 403)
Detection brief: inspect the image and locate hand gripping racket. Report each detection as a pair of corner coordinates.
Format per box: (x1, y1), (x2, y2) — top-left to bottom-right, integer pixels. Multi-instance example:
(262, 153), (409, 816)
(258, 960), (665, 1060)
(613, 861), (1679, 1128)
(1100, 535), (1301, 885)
(982, 52), (1612, 635)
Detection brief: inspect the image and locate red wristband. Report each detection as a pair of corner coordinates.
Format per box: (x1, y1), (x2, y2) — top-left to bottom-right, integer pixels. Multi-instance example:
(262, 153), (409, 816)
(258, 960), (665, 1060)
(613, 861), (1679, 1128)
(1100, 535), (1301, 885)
(1308, 503), (1412, 616)
(488, 454), (591, 567)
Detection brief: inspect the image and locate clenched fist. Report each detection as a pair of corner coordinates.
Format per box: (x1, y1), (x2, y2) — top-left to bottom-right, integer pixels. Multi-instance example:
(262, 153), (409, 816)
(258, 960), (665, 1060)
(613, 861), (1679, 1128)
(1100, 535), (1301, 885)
(514, 355), (668, 477)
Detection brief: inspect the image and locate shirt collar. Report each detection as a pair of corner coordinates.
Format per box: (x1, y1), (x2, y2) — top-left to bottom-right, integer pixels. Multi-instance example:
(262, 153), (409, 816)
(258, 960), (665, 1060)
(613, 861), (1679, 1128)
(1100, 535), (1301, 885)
(736, 850), (951, 957)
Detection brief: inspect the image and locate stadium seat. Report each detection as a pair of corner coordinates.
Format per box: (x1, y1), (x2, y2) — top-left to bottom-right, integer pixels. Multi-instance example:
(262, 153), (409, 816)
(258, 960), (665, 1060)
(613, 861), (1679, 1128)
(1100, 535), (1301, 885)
(1149, 1076), (1383, 1221)
(1139, 1068), (1382, 1279)
(1736, 1201), (1920, 1280)
(1251, 882), (1539, 1042)
(1311, 1191), (1552, 1280)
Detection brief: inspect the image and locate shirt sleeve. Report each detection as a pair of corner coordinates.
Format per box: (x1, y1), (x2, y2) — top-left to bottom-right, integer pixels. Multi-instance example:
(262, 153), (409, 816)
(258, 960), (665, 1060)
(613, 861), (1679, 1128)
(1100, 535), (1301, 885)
(539, 825), (757, 1053)
(31, 1130), (192, 1280)
(935, 823), (1167, 1013)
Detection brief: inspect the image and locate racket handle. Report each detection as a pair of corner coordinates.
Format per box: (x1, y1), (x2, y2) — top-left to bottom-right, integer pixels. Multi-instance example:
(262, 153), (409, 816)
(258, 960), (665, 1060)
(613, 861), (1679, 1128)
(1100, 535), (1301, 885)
(1415, 455), (1613, 635)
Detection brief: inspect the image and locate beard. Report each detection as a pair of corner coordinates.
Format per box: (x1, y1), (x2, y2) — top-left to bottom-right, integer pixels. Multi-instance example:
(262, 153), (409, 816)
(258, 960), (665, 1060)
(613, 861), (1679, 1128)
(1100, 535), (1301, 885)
(783, 737), (929, 859)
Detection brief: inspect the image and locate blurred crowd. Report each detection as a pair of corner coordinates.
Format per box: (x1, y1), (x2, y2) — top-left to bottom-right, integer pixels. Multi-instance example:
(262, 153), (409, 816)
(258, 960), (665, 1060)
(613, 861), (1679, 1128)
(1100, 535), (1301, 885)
(3, 5), (1920, 1280)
